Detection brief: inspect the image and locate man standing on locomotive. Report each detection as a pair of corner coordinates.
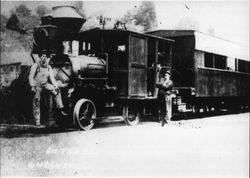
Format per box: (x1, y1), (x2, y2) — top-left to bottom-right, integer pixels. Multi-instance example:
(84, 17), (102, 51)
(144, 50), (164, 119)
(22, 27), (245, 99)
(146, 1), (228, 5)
(156, 69), (174, 126)
(29, 49), (67, 126)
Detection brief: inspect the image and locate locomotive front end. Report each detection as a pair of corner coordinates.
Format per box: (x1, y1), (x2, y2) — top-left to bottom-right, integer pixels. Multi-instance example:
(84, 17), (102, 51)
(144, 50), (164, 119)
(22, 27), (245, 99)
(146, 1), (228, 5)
(31, 4), (111, 130)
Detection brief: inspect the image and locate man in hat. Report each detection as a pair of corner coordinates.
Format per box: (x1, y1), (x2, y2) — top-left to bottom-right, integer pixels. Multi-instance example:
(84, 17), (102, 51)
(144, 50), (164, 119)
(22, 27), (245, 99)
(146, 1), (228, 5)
(156, 70), (174, 126)
(29, 50), (67, 126)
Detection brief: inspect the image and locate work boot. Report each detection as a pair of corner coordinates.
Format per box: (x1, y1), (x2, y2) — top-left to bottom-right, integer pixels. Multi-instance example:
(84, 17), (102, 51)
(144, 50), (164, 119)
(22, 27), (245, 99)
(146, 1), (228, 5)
(161, 119), (167, 127)
(34, 122), (45, 128)
(35, 122), (41, 126)
(58, 108), (69, 116)
(162, 116), (169, 127)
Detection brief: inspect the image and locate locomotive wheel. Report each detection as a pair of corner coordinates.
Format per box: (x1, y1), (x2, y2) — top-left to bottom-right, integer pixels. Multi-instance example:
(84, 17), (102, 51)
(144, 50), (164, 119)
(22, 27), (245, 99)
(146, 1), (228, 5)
(123, 105), (140, 126)
(73, 98), (96, 131)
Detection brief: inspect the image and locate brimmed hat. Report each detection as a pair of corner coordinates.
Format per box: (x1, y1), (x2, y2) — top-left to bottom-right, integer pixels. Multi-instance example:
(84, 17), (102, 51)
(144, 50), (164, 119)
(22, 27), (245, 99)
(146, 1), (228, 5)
(39, 49), (49, 56)
(165, 71), (170, 75)
(160, 69), (170, 76)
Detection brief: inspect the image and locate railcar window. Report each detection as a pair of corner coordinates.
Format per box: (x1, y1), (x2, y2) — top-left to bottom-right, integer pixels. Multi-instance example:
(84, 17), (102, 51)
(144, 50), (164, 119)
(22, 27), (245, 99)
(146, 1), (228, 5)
(82, 42), (86, 51)
(117, 44), (127, 69)
(79, 41), (97, 55)
(205, 52), (227, 70)
(118, 45), (125, 52)
(204, 52), (213, 68)
(227, 57), (235, 71)
(235, 58), (238, 71)
(238, 59), (247, 73)
(214, 54), (227, 69)
(82, 42), (91, 51)
(158, 42), (171, 67)
(247, 62), (250, 73)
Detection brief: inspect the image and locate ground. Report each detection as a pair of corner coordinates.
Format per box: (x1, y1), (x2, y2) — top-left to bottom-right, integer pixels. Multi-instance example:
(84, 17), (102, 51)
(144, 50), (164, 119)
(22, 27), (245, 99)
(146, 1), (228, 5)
(0, 113), (249, 177)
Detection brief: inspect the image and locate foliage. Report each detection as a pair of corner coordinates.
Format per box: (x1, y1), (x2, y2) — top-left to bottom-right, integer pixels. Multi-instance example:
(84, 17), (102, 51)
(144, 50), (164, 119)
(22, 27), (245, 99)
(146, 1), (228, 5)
(6, 13), (20, 31)
(122, 1), (157, 32)
(7, 3), (39, 33)
(15, 4), (32, 16)
(1, 14), (8, 32)
(1, 29), (33, 52)
(74, 1), (86, 18)
(1, 30), (33, 65)
(80, 16), (100, 31)
(174, 16), (200, 30)
(6, 13), (39, 34)
(75, 1), (83, 12)
(133, 1), (157, 31)
(35, 5), (51, 17)
(18, 15), (40, 32)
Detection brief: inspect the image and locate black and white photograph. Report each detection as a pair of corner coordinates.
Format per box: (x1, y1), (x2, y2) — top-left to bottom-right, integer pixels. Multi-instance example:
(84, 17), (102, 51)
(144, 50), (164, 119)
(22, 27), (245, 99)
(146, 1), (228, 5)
(0, 0), (249, 177)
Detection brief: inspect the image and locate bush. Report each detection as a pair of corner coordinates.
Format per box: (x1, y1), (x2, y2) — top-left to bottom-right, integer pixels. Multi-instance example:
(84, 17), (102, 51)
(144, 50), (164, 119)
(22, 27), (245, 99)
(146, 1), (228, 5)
(19, 15), (40, 32)
(15, 4), (32, 17)
(6, 13), (20, 31)
(1, 14), (8, 32)
(122, 1), (157, 32)
(35, 5), (51, 17)
(1, 30), (33, 65)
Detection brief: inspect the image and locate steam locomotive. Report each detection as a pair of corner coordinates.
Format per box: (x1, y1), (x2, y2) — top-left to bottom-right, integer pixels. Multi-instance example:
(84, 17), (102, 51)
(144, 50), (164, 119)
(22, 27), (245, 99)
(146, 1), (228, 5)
(25, 5), (249, 130)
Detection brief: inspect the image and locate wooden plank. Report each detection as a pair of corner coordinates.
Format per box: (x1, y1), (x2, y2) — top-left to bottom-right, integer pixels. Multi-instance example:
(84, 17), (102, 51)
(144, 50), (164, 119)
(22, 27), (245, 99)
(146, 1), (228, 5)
(129, 67), (147, 96)
(196, 68), (249, 97)
(128, 35), (147, 97)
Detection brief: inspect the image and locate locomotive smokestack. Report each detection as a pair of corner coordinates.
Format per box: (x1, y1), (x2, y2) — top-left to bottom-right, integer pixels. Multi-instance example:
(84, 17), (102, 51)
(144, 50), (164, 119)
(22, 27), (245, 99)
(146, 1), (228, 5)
(33, 4), (86, 54)
(41, 5), (86, 33)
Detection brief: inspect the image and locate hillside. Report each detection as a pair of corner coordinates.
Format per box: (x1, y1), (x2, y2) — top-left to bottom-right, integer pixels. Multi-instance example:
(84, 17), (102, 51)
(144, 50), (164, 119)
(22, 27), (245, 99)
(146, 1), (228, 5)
(1, 14), (40, 66)
(1, 29), (34, 65)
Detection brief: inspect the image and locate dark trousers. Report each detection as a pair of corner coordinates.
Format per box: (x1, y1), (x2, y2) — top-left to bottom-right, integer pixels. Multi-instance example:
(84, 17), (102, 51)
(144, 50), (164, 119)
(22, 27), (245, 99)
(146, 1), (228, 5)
(158, 90), (172, 123)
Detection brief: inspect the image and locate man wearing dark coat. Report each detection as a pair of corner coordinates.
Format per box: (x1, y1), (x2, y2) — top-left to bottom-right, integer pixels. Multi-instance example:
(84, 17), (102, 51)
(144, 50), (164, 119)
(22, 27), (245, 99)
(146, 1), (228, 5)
(156, 70), (174, 126)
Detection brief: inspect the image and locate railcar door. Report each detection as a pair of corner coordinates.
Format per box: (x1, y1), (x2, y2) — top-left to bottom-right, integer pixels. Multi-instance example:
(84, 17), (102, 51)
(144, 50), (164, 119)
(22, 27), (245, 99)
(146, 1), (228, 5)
(128, 35), (147, 97)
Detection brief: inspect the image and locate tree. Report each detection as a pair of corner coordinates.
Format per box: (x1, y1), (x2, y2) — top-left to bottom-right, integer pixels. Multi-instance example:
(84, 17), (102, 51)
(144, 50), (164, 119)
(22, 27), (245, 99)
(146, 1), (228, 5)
(122, 1), (157, 32)
(175, 16), (200, 31)
(74, 1), (86, 18)
(1, 14), (8, 32)
(35, 5), (50, 17)
(15, 4), (32, 16)
(80, 16), (100, 31)
(6, 13), (20, 31)
(133, 1), (157, 31)
(75, 1), (83, 11)
(18, 15), (40, 33)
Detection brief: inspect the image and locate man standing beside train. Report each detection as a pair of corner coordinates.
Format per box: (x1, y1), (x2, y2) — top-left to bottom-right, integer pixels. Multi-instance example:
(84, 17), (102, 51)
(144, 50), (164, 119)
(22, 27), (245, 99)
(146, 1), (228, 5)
(29, 49), (67, 126)
(156, 70), (174, 126)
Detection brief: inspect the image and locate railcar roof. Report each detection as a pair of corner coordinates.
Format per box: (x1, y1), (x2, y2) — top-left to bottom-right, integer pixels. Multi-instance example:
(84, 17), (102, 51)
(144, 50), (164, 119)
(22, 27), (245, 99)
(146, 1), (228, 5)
(79, 28), (174, 43)
(147, 30), (249, 61)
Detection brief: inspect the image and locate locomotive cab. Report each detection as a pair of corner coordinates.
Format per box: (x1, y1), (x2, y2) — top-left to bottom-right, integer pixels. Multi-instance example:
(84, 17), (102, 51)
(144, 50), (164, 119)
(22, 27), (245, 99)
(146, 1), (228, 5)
(78, 29), (174, 99)
(65, 29), (175, 129)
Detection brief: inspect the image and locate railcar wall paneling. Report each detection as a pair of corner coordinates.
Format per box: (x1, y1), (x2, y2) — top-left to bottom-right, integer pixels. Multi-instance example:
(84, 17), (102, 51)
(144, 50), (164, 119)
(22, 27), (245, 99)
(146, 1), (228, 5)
(128, 35), (147, 97)
(196, 68), (249, 97)
(194, 50), (205, 68)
